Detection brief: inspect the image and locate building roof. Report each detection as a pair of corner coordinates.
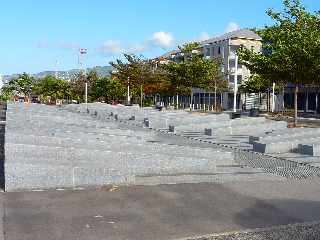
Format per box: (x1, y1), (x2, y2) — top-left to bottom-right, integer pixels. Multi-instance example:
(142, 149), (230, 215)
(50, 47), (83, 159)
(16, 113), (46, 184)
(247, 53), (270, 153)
(157, 49), (180, 59)
(155, 29), (261, 61)
(201, 29), (262, 45)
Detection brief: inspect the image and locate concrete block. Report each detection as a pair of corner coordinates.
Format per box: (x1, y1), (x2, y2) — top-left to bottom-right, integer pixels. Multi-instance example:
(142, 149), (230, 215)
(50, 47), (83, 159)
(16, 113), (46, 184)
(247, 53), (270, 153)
(143, 118), (150, 127)
(168, 125), (175, 133)
(128, 115), (135, 121)
(204, 128), (213, 136)
(298, 144), (320, 156)
(249, 136), (260, 144)
(253, 142), (266, 153)
(230, 112), (241, 119)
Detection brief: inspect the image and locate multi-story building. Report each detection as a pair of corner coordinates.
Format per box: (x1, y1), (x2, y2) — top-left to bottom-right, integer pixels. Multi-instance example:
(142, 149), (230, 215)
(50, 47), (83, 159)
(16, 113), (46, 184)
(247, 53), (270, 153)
(201, 29), (262, 109)
(201, 29), (261, 88)
(156, 29), (263, 110)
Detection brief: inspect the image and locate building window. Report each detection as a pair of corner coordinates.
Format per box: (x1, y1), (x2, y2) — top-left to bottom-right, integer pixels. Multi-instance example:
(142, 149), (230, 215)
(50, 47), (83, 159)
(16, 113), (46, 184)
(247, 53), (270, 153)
(229, 59), (235, 68)
(211, 47), (214, 56)
(229, 59), (242, 69)
(229, 75), (235, 83)
(218, 46), (221, 55)
(206, 48), (210, 56)
(230, 45), (238, 54)
(229, 75), (242, 84)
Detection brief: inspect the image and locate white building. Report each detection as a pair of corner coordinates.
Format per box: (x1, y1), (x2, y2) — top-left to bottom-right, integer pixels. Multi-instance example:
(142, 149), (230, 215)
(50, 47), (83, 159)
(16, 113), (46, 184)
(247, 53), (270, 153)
(155, 29), (262, 110)
(201, 29), (262, 109)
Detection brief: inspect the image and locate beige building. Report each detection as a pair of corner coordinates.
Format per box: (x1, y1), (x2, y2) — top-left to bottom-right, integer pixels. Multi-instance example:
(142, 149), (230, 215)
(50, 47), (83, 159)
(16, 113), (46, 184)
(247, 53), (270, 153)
(201, 29), (262, 109)
(201, 29), (262, 88)
(155, 29), (262, 110)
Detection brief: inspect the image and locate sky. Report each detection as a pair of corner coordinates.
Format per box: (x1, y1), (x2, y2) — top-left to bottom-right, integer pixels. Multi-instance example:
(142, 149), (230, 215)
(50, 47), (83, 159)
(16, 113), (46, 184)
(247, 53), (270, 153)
(1, 0), (320, 75)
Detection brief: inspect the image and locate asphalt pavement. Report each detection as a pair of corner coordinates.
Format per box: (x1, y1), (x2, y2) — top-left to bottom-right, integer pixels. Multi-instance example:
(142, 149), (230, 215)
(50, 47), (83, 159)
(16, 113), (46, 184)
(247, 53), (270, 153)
(1, 179), (320, 240)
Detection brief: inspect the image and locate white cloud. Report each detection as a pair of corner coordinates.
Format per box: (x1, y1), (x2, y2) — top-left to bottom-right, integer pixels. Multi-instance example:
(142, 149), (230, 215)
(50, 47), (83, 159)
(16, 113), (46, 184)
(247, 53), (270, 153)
(198, 32), (210, 41)
(150, 31), (174, 49)
(98, 31), (174, 56)
(225, 22), (240, 33)
(126, 42), (149, 54)
(100, 40), (123, 55)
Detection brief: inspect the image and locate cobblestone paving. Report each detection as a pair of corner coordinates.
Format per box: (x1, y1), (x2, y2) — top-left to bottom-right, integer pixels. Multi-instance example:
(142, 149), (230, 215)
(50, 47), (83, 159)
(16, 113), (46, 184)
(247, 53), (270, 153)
(185, 221), (320, 240)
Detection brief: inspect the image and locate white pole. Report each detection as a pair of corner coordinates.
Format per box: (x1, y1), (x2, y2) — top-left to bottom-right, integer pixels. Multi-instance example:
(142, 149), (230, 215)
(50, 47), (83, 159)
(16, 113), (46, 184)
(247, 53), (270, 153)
(272, 82), (275, 112)
(55, 59), (59, 79)
(127, 77), (130, 104)
(85, 82), (88, 105)
(233, 54), (238, 112)
(176, 94), (179, 109)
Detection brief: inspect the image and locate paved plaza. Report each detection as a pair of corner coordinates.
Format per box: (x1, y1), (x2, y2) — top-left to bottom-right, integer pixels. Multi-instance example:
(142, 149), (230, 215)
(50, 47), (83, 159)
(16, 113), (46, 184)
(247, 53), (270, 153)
(1, 102), (320, 239)
(4, 103), (291, 191)
(1, 180), (320, 240)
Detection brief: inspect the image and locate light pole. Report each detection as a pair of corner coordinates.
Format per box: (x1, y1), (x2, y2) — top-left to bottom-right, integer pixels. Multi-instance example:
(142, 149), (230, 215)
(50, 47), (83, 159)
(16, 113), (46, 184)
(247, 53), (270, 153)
(79, 48), (88, 107)
(55, 59), (59, 79)
(127, 77), (131, 105)
(272, 82), (276, 112)
(233, 53), (238, 112)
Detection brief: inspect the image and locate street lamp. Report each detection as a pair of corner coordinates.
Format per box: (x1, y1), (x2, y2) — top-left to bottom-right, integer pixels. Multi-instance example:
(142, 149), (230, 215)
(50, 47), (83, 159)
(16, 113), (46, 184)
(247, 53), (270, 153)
(79, 48), (88, 107)
(127, 76), (131, 105)
(233, 53), (238, 112)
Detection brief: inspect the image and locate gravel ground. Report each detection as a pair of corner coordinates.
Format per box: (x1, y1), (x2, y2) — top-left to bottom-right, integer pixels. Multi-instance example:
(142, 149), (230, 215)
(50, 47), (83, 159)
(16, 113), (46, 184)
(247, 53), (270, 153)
(184, 221), (320, 240)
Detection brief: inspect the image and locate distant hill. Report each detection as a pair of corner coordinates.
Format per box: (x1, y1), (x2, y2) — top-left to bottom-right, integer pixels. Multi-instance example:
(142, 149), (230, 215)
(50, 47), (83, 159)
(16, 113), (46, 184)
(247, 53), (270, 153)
(2, 66), (113, 83)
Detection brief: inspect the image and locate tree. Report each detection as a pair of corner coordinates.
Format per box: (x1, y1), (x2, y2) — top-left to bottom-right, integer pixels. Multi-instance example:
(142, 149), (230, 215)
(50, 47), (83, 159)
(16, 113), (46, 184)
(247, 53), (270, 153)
(166, 42), (225, 109)
(110, 54), (166, 105)
(70, 70), (96, 103)
(204, 62), (229, 110)
(0, 85), (14, 101)
(239, 75), (270, 94)
(90, 77), (126, 102)
(7, 73), (34, 101)
(238, 0), (320, 125)
(34, 76), (71, 103)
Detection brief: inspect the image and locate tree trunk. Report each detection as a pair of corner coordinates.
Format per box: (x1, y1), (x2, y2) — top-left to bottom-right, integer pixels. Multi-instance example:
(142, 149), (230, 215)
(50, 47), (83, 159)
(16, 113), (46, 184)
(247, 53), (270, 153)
(294, 84), (298, 127)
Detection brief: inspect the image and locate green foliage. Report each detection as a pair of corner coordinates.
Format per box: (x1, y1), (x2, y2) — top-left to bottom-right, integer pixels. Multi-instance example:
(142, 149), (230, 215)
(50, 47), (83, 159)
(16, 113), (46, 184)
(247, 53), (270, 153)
(238, 0), (320, 86)
(90, 77), (126, 102)
(110, 54), (168, 101)
(6, 72), (34, 98)
(109, 44), (226, 101)
(166, 43), (226, 94)
(239, 75), (270, 93)
(34, 76), (71, 102)
(0, 85), (14, 101)
(178, 42), (201, 55)
(69, 70), (97, 103)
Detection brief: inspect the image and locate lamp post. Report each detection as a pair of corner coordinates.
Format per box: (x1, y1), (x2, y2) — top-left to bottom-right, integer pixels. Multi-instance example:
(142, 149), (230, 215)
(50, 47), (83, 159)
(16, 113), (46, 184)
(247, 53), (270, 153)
(127, 77), (131, 105)
(233, 53), (238, 112)
(79, 48), (88, 107)
(272, 82), (276, 112)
